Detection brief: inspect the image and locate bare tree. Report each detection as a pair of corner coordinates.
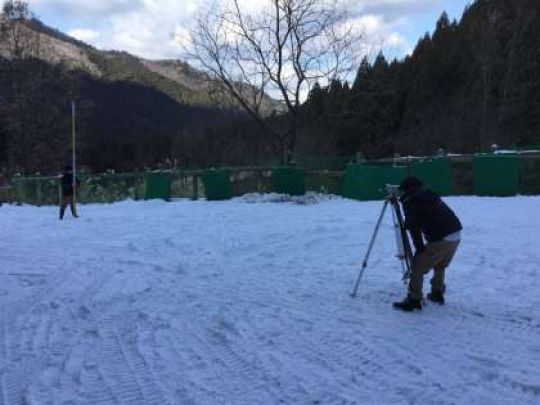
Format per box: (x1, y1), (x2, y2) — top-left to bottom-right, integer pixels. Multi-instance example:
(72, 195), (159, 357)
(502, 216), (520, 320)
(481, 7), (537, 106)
(0, 0), (39, 60)
(186, 0), (363, 164)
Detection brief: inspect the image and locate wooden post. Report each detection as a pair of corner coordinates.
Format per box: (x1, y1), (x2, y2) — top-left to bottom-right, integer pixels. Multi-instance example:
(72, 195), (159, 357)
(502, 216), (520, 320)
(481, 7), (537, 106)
(36, 180), (42, 206)
(58, 178), (62, 206)
(192, 175), (199, 200)
(256, 169), (262, 193)
(182, 174), (187, 196)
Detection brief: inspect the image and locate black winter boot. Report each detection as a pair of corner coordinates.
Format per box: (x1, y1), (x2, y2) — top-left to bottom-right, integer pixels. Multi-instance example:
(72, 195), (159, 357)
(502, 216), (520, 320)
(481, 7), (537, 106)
(393, 295), (422, 312)
(427, 291), (445, 305)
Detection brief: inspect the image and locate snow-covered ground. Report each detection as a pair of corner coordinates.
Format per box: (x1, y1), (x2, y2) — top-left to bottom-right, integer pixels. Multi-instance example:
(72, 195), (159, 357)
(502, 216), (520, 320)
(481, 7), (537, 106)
(1, 194), (539, 404)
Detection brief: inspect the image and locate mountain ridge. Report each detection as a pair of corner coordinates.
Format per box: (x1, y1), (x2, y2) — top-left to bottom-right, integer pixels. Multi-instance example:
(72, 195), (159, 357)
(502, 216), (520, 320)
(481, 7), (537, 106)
(1, 15), (279, 110)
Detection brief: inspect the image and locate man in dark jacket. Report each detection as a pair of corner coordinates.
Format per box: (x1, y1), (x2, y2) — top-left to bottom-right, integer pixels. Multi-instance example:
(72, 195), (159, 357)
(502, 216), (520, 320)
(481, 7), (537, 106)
(393, 176), (462, 311)
(59, 165), (80, 220)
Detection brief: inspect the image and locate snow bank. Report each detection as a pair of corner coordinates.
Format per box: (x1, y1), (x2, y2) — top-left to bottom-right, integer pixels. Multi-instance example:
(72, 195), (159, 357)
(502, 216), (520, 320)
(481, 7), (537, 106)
(237, 191), (341, 205)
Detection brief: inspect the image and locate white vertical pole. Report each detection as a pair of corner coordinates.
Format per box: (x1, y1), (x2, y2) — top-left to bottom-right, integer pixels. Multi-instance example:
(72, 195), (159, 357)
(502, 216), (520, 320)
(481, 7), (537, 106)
(71, 101), (78, 214)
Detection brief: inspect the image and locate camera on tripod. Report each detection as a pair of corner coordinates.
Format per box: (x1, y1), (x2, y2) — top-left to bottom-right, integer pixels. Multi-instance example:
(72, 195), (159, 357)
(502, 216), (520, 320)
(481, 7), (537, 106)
(384, 184), (401, 201)
(350, 183), (414, 297)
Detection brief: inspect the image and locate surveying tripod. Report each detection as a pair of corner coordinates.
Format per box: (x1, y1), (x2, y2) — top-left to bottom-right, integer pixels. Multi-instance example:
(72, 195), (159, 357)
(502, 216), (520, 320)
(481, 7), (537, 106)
(350, 185), (414, 297)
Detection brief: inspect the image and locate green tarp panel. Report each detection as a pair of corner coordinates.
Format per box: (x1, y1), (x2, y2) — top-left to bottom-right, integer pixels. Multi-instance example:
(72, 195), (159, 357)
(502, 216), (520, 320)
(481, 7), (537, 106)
(202, 169), (233, 201)
(12, 177), (39, 204)
(144, 171), (172, 200)
(83, 173), (144, 203)
(473, 155), (520, 196)
(450, 160), (473, 195)
(410, 159), (452, 196)
(12, 177), (60, 205)
(271, 167), (306, 196)
(519, 157), (540, 195)
(342, 165), (408, 201)
(305, 172), (343, 195)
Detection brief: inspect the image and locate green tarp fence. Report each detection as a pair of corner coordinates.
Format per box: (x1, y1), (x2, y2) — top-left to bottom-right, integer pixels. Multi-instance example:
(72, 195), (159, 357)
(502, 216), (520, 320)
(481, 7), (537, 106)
(8, 155), (540, 205)
(342, 165), (408, 201)
(144, 171), (172, 200)
(11, 173), (147, 205)
(12, 176), (59, 206)
(473, 155), (520, 196)
(271, 167), (306, 196)
(305, 172), (342, 195)
(410, 158), (452, 196)
(85, 173), (144, 203)
(202, 169), (233, 201)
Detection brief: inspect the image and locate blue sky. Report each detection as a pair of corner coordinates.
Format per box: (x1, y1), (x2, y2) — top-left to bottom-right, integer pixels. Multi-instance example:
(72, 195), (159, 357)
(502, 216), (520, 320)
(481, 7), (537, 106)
(17, 0), (472, 60)
(402, 1), (472, 50)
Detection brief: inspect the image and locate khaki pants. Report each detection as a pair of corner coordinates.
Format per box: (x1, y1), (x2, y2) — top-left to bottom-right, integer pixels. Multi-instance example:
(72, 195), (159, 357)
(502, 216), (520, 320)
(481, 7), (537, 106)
(59, 194), (78, 219)
(408, 240), (460, 300)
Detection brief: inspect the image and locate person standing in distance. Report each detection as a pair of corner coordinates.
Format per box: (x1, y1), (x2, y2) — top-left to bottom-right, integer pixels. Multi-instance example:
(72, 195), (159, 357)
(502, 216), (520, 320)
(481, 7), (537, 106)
(59, 165), (80, 220)
(393, 176), (462, 312)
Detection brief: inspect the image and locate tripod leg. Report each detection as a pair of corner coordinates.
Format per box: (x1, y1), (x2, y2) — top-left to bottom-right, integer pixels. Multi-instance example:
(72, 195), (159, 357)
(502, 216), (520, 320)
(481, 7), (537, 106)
(390, 204), (408, 277)
(350, 200), (389, 297)
(392, 200), (414, 282)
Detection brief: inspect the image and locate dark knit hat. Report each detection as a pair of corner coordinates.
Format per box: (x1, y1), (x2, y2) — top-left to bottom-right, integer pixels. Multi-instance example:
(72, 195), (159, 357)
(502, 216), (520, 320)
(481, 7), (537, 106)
(399, 176), (423, 192)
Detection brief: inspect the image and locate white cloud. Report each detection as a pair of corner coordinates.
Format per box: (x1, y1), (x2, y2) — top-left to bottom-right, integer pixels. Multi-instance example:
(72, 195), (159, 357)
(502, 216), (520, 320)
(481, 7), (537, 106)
(30, 0), (145, 18)
(98, 0), (203, 59)
(55, 0), (202, 59)
(68, 28), (101, 43)
(386, 32), (407, 48)
(25, 0), (450, 60)
(355, 14), (383, 35)
(349, 14), (411, 59)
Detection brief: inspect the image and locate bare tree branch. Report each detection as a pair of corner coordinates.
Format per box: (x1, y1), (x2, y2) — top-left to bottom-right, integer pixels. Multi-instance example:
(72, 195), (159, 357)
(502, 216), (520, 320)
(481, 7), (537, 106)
(184, 0), (364, 163)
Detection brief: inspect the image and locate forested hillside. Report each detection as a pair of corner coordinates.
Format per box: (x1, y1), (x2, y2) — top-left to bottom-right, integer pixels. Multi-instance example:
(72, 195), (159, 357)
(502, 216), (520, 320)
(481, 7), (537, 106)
(300, 0), (540, 158)
(0, 4), (262, 174)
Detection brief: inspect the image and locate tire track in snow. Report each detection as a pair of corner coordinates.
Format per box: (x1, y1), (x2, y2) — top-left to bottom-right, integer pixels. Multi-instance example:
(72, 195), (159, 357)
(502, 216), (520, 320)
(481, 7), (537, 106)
(256, 307), (415, 403)
(178, 317), (280, 404)
(447, 305), (540, 339)
(441, 309), (540, 402)
(185, 280), (412, 402)
(130, 289), (266, 403)
(137, 298), (283, 404)
(164, 286), (307, 401)
(52, 321), (118, 405)
(99, 316), (170, 405)
(0, 253), (83, 371)
(367, 302), (540, 403)
(135, 319), (204, 405)
(351, 300), (539, 403)
(197, 277), (540, 403)
(0, 308), (26, 405)
(58, 268), (171, 404)
(0, 258), (154, 404)
(0, 359), (25, 405)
